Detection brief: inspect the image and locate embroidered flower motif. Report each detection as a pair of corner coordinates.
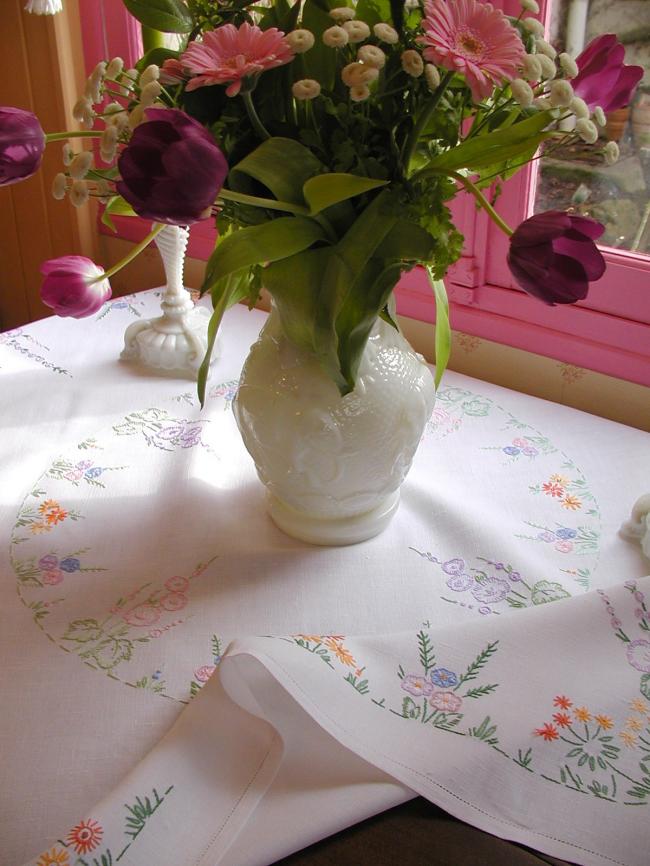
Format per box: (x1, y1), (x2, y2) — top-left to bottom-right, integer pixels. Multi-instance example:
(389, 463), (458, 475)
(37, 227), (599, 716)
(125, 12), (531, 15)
(401, 674), (434, 697)
(550, 474), (570, 485)
(429, 691), (462, 713)
(471, 577), (509, 604)
(60, 557), (81, 573)
(554, 540), (574, 553)
(36, 848), (70, 866)
(620, 730), (636, 747)
(194, 664), (216, 683)
(561, 495), (582, 511)
(626, 639), (650, 673)
(542, 482), (564, 497)
(446, 573), (474, 592)
(594, 714), (614, 730)
(160, 591), (188, 612)
(418, 0), (525, 103)
(537, 531), (556, 543)
(165, 575), (190, 592)
(123, 603), (161, 627)
(625, 716), (644, 732)
(503, 446), (520, 456)
(324, 638), (356, 666)
(630, 697), (648, 714)
(38, 554), (59, 570)
(441, 557), (465, 575)
(552, 711), (572, 727)
(66, 818), (103, 855)
(574, 706), (591, 722)
(181, 23), (295, 97)
(430, 667), (458, 688)
(553, 695), (572, 709)
(534, 722), (559, 741)
(555, 527), (577, 540)
(42, 568), (64, 585)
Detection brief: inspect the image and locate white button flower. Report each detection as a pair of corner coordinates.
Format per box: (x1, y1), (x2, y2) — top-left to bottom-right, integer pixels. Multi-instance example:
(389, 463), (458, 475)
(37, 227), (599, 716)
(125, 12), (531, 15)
(51, 173), (67, 200)
(349, 84), (371, 102)
(286, 29), (315, 53)
(522, 17), (545, 36)
(576, 118), (599, 143)
(329, 6), (356, 21)
(69, 151), (93, 180)
(343, 20), (371, 43)
(357, 45), (386, 69)
(511, 78), (534, 108)
(536, 54), (557, 80)
(592, 106), (607, 127)
(292, 79), (321, 100)
(342, 63), (379, 87)
(558, 53), (578, 79)
(549, 79), (574, 108)
(323, 26), (349, 48)
(140, 65), (161, 87)
(521, 54), (542, 82)
(603, 140), (620, 165)
(373, 22), (399, 44)
(569, 96), (589, 119)
(401, 49), (424, 77)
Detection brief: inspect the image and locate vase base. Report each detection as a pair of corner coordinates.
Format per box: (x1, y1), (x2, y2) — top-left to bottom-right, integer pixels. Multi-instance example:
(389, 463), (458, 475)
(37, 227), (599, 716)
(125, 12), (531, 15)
(267, 491), (400, 546)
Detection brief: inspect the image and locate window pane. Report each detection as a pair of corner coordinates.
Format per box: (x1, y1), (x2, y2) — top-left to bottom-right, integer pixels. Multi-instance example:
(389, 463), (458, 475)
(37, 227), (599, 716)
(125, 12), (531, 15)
(533, 1), (650, 254)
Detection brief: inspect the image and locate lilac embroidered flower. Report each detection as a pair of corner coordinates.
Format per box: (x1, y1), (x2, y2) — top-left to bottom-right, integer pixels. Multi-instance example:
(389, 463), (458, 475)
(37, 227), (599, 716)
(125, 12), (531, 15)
(478, 605), (492, 615)
(626, 639), (650, 673)
(471, 577), (510, 604)
(38, 554), (59, 571)
(634, 591), (645, 603)
(442, 558), (465, 576)
(179, 426), (202, 447)
(401, 674), (434, 697)
(430, 668), (458, 688)
(509, 571), (522, 582)
(503, 446), (520, 456)
(555, 527), (577, 540)
(636, 609), (645, 619)
(538, 531), (556, 543)
(610, 616), (622, 629)
(521, 446), (538, 457)
(59, 557), (81, 572)
(446, 574), (474, 592)
(429, 691), (463, 713)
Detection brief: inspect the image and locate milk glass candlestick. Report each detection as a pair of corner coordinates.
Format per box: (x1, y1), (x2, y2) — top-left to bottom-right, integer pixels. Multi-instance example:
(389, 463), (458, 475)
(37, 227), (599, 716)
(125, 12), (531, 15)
(121, 225), (219, 377)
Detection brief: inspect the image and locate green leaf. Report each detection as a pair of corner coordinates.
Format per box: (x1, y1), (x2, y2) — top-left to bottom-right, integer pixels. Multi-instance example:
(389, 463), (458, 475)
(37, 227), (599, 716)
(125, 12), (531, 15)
(430, 273), (450, 389)
(230, 137), (324, 206)
(302, 174), (388, 216)
(380, 220), (436, 262)
(135, 47), (180, 74)
(62, 619), (102, 643)
(87, 637), (133, 669)
(101, 196), (137, 232)
(426, 111), (555, 174)
(122, 0), (193, 32)
(531, 581), (571, 605)
(641, 674), (650, 701)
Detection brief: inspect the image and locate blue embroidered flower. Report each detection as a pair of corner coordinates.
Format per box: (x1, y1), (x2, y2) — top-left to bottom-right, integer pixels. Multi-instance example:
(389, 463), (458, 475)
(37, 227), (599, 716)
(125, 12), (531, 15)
(503, 446), (520, 456)
(555, 527), (577, 540)
(430, 667), (458, 688)
(59, 557), (81, 573)
(85, 467), (104, 479)
(442, 557), (465, 576)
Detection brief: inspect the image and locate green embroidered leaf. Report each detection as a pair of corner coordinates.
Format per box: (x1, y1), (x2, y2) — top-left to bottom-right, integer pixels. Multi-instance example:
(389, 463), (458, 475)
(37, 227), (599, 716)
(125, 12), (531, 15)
(88, 637), (133, 670)
(417, 629), (436, 675)
(531, 581), (571, 605)
(230, 137), (324, 205)
(640, 674), (650, 701)
(302, 174), (388, 216)
(62, 618), (102, 643)
(122, 0), (193, 32)
(402, 697), (421, 720)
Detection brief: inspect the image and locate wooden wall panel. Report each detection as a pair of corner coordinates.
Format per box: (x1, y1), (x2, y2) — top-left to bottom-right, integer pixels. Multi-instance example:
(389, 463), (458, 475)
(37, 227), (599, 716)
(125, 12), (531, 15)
(0, 0), (97, 330)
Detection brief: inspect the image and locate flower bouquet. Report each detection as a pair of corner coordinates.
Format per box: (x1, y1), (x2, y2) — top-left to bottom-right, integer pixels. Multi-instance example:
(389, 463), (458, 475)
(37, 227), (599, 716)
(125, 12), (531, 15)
(2, 0), (643, 541)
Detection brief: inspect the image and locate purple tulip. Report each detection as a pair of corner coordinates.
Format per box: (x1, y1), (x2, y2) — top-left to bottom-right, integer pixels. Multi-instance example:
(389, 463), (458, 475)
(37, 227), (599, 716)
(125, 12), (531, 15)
(0, 106), (45, 187)
(40, 256), (112, 318)
(116, 108), (228, 226)
(507, 211), (606, 304)
(572, 35), (643, 113)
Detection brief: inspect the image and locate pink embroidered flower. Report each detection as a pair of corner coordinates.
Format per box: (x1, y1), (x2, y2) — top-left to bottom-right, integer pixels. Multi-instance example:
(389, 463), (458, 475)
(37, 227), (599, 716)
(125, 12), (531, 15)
(66, 818), (103, 855)
(554, 540), (573, 553)
(41, 568), (64, 585)
(419, 0), (525, 103)
(181, 23), (295, 97)
(123, 603), (160, 627)
(165, 575), (189, 592)
(429, 691), (463, 712)
(194, 664), (216, 682)
(401, 674), (434, 697)
(160, 591), (188, 612)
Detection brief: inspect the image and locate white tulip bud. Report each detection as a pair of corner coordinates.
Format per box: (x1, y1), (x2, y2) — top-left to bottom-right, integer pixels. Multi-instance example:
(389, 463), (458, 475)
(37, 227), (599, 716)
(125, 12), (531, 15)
(292, 79), (321, 100)
(140, 81), (162, 107)
(603, 140), (620, 165)
(329, 6), (355, 20)
(357, 44), (386, 69)
(286, 29), (315, 53)
(139, 64), (160, 87)
(52, 172), (67, 200)
(343, 20), (371, 43)
(69, 150), (93, 180)
(342, 62), (378, 86)
(349, 84), (371, 102)
(401, 49), (424, 77)
(522, 17), (544, 36)
(105, 57), (124, 80)
(62, 142), (74, 166)
(511, 78), (534, 107)
(373, 22), (399, 44)
(323, 25), (349, 48)
(576, 118), (599, 143)
(535, 38), (557, 59)
(537, 54), (557, 80)
(569, 96), (589, 119)
(558, 53), (578, 79)
(425, 64), (440, 91)
(521, 0), (539, 12)
(522, 54), (542, 81)
(549, 79), (574, 108)
(592, 106), (607, 127)
(70, 180), (89, 207)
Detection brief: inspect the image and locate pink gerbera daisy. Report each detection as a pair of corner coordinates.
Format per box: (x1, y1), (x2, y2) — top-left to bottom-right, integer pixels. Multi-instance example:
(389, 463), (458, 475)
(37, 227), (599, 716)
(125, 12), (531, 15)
(181, 23), (295, 97)
(419, 0), (525, 103)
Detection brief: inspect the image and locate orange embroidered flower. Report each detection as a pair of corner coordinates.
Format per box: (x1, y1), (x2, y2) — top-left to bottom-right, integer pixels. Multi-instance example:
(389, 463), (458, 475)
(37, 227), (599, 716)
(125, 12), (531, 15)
(594, 714), (614, 730)
(324, 638), (356, 666)
(553, 695), (572, 709)
(296, 634), (322, 643)
(630, 697), (647, 714)
(620, 730), (636, 747)
(561, 495), (582, 511)
(30, 521), (50, 534)
(574, 706), (591, 722)
(625, 716), (643, 732)
(542, 482), (564, 497)
(38, 499), (60, 514)
(550, 474), (570, 485)
(66, 818), (103, 855)
(534, 722), (559, 741)
(36, 849), (70, 866)
(45, 506), (68, 525)
(552, 711), (572, 728)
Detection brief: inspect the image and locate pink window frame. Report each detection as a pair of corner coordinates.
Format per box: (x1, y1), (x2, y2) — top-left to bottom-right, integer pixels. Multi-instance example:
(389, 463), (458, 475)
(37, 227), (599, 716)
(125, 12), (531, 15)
(79, 0), (650, 386)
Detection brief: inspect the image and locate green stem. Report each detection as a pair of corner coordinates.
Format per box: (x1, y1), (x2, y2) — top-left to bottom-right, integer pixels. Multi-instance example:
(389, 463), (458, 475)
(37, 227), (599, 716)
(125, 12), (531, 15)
(403, 71), (453, 169)
(218, 188), (309, 216)
(46, 131), (101, 142)
(142, 25), (166, 52)
(92, 224), (165, 283)
(426, 170), (513, 237)
(242, 90), (270, 141)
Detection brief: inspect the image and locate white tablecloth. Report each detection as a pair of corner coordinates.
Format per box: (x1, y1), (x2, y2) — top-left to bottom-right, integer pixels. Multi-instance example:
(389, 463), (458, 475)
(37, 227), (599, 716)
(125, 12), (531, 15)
(1, 290), (649, 866)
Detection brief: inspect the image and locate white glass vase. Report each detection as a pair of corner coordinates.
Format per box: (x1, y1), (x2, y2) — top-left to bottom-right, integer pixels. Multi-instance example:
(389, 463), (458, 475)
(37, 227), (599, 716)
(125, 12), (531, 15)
(233, 304), (436, 545)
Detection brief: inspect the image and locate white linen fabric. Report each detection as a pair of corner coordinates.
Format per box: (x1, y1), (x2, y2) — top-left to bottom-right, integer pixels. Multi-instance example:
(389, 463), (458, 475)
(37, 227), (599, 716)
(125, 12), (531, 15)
(1, 290), (649, 866)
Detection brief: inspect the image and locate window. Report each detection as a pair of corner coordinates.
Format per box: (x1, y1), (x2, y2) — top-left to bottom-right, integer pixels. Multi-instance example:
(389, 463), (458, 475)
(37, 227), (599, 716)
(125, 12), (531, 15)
(79, 0), (650, 387)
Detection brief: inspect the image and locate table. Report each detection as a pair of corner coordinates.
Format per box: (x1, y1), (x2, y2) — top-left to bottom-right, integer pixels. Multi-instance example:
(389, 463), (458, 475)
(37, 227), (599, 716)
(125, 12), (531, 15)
(1, 289), (649, 866)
